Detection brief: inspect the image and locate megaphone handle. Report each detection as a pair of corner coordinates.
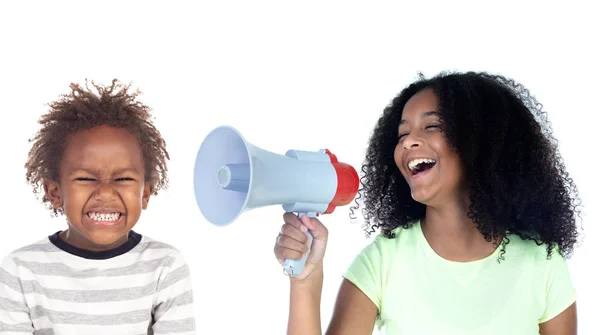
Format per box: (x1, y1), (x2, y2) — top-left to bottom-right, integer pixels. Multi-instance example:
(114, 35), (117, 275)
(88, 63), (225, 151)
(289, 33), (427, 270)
(282, 212), (315, 277)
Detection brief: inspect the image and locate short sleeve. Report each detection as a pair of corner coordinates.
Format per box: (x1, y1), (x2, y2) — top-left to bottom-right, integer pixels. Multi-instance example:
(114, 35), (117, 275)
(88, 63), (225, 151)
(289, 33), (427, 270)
(343, 235), (386, 312)
(538, 248), (576, 323)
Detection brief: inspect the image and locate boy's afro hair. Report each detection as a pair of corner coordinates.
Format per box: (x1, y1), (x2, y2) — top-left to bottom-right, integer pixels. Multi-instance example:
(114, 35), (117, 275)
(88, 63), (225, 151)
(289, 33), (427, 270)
(25, 79), (169, 215)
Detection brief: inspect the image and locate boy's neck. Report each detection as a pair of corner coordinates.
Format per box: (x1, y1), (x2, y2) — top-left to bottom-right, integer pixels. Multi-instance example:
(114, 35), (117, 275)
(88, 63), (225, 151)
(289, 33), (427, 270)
(59, 229), (130, 252)
(50, 230), (141, 260)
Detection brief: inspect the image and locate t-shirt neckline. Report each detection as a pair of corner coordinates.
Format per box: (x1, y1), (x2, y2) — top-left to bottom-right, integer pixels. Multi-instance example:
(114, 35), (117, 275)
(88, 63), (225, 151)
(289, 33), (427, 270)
(415, 220), (502, 266)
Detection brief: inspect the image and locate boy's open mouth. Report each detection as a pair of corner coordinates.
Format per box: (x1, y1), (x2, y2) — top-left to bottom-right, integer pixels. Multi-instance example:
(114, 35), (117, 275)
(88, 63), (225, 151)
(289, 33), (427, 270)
(86, 211), (124, 226)
(408, 158), (437, 176)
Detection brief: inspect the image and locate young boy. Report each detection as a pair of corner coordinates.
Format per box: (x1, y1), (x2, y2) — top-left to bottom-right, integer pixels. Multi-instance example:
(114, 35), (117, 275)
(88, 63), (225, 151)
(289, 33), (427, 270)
(0, 80), (196, 334)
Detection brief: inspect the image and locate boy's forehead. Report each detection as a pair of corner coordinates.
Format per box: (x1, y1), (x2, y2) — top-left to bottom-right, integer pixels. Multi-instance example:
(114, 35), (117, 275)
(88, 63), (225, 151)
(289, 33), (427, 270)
(61, 126), (144, 171)
(65, 126), (138, 148)
(69, 125), (137, 142)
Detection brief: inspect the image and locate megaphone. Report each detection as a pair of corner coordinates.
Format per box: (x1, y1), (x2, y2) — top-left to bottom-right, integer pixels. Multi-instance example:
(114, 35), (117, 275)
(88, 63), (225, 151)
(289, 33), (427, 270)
(194, 125), (359, 277)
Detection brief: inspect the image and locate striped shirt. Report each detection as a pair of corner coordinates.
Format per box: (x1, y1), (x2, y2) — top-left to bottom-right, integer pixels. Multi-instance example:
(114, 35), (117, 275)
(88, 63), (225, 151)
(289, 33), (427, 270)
(0, 231), (196, 334)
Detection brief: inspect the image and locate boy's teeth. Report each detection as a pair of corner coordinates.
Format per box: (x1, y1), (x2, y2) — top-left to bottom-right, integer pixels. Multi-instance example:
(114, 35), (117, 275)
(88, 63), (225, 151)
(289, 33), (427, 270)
(408, 158), (436, 171)
(87, 212), (121, 222)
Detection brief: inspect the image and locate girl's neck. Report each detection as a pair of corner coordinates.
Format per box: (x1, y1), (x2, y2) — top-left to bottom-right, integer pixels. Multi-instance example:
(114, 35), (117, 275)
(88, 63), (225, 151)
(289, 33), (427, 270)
(421, 197), (498, 262)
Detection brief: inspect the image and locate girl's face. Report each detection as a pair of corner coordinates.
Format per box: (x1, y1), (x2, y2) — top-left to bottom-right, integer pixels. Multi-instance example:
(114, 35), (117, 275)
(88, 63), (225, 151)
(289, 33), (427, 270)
(44, 125), (152, 251)
(394, 88), (466, 206)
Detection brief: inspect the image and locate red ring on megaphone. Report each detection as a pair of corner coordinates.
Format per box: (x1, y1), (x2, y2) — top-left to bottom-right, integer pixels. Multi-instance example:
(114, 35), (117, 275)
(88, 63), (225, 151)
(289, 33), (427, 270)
(323, 149), (360, 214)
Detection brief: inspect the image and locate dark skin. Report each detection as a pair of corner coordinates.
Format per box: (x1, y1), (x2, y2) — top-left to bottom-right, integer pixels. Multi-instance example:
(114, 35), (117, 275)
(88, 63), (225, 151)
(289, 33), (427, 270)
(44, 125), (153, 251)
(394, 89), (497, 262)
(276, 88), (576, 334)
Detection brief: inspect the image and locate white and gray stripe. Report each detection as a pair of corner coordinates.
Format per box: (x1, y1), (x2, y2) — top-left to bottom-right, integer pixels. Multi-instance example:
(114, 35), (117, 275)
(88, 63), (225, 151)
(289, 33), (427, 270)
(0, 232), (196, 334)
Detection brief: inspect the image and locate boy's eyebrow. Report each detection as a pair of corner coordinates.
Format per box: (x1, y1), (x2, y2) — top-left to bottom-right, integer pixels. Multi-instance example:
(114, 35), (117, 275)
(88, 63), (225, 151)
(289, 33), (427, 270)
(399, 111), (440, 125)
(114, 168), (141, 174)
(68, 168), (141, 175)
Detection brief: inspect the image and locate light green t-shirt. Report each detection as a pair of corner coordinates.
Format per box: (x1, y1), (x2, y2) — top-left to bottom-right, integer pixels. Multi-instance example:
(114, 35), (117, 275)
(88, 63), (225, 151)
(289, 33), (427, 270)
(344, 221), (576, 335)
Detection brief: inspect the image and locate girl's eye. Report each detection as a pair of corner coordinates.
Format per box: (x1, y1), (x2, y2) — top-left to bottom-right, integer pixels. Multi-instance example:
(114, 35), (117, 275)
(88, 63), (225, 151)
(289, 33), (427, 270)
(116, 177), (134, 182)
(426, 124), (441, 129)
(75, 177), (95, 181)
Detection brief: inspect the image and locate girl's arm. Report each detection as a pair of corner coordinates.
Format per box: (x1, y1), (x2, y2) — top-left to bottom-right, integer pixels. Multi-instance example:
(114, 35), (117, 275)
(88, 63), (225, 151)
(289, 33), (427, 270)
(277, 214), (378, 335)
(325, 279), (378, 335)
(539, 302), (577, 335)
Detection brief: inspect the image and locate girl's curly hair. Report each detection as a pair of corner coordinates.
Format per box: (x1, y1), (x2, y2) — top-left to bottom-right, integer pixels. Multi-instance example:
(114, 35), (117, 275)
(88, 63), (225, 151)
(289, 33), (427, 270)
(25, 79), (170, 216)
(350, 71), (580, 259)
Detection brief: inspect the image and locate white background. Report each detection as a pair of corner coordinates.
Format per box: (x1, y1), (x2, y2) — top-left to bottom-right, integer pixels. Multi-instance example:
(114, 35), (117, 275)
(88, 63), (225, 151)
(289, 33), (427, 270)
(1, 1), (598, 334)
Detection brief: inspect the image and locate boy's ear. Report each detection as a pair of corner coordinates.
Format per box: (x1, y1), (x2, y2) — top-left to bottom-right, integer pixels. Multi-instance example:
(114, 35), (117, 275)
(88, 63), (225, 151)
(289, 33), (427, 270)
(142, 184), (153, 210)
(43, 180), (63, 209)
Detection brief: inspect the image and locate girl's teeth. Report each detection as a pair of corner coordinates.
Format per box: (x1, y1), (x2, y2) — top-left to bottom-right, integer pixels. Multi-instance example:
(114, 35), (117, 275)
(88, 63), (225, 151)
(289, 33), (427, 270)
(408, 158), (436, 171)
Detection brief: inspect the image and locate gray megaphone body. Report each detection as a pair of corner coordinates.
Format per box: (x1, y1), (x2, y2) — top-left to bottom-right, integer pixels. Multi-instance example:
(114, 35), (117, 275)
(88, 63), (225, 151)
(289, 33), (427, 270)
(194, 125), (359, 277)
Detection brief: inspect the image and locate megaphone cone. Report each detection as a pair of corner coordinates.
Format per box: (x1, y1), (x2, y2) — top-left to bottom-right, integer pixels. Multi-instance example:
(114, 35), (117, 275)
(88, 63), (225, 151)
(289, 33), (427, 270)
(194, 125), (359, 276)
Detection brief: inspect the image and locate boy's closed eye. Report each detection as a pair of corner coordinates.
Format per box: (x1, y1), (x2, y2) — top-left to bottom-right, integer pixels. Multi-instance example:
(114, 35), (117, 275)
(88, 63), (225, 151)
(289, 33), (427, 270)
(75, 177), (96, 182)
(74, 177), (136, 182)
(115, 177), (136, 182)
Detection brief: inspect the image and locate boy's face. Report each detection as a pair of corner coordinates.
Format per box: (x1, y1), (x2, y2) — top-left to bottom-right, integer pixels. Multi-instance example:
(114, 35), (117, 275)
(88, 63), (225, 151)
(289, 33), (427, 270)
(44, 125), (152, 251)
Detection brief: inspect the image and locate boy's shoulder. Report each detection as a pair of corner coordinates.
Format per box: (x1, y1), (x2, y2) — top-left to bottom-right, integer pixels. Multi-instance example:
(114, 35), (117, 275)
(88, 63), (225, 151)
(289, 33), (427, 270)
(0, 236), (56, 270)
(135, 234), (181, 251)
(134, 234), (189, 260)
(3, 235), (56, 256)
(134, 235), (193, 280)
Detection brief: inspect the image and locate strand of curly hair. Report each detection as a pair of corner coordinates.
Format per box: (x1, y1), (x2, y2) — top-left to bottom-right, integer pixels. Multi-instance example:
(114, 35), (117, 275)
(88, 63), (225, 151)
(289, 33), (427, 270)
(350, 71), (581, 261)
(25, 79), (169, 216)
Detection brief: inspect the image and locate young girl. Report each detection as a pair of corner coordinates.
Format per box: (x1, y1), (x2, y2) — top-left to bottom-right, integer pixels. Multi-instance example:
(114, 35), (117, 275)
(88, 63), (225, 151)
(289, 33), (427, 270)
(274, 72), (579, 334)
(0, 80), (196, 334)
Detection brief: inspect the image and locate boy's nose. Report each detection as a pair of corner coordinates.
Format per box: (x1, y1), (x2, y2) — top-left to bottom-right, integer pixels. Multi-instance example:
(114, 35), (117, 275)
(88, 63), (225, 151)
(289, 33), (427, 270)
(93, 182), (118, 200)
